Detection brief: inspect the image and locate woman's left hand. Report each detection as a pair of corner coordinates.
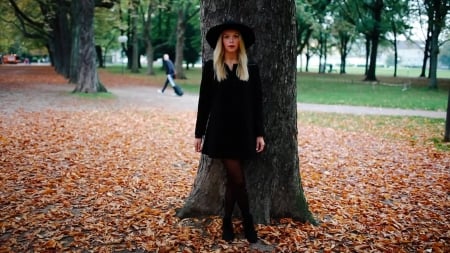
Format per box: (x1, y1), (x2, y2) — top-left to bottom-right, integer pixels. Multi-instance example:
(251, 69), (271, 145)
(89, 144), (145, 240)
(256, 136), (265, 153)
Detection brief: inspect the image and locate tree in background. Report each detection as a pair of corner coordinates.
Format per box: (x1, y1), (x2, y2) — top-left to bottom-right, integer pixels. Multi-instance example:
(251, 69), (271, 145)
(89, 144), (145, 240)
(174, 0), (199, 79)
(384, 0), (411, 77)
(332, 10), (356, 74)
(424, 0), (449, 89)
(295, 0), (315, 72)
(177, 0), (316, 225)
(445, 89), (450, 142)
(183, 22), (201, 69)
(72, 0), (107, 92)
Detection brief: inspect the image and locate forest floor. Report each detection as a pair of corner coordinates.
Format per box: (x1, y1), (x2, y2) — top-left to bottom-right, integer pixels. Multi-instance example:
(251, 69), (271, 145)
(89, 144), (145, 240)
(0, 65), (448, 252)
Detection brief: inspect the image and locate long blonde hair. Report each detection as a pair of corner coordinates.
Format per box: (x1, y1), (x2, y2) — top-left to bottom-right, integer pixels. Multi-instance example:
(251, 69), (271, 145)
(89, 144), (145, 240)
(213, 33), (249, 82)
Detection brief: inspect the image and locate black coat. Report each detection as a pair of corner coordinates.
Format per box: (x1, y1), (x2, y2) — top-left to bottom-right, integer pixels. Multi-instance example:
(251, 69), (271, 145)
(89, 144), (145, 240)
(195, 60), (264, 159)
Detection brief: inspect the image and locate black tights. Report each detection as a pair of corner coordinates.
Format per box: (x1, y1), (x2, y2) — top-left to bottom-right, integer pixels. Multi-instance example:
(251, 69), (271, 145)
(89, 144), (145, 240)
(222, 159), (250, 218)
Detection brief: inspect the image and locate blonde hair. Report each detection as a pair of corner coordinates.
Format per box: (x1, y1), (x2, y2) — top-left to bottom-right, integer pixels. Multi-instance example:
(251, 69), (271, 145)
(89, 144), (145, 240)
(213, 33), (249, 82)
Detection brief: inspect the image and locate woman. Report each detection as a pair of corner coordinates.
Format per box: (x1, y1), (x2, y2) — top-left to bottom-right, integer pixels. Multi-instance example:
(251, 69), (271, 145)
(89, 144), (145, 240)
(194, 20), (265, 243)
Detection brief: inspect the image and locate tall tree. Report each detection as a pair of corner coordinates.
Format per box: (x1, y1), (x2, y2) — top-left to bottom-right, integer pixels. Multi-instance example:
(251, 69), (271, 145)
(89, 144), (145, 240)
(425, 0), (449, 89)
(333, 15), (355, 74)
(142, 0), (156, 75)
(384, 0), (411, 77)
(445, 89), (450, 142)
(341, 0), (387, 81)
(177, 0), (316, 225)
(174, 0), (199, 79)
(130, 0), (140, 73)
(73, 0), (107, 92)
(295, 0), (315, 72)
(364, 0), (384, 81)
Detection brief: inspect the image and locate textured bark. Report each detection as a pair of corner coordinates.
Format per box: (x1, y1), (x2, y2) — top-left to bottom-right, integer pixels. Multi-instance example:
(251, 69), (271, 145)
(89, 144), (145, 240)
(365, 0), (383, 81)
(69, 0), (81, 84)
(177, 0), (316, 225)
(73, 0), (106, 93)
(175, 9), (187, 79)
(144, 2), (155, 75)
(52, 0), (72, 78)
(445, 89), (450, 142)
(130, 0), (140, 73)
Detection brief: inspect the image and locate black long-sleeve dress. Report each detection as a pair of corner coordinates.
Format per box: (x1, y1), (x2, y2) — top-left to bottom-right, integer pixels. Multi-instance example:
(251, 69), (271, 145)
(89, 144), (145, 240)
(195, 60), (264, 159)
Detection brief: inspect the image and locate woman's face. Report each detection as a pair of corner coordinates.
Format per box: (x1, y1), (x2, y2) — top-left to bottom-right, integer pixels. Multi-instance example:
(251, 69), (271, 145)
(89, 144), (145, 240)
(221, 29), (241, 54)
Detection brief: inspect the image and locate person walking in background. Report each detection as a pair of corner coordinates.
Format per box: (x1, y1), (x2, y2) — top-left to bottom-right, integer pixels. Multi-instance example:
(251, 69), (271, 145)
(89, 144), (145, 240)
(194, 20), (265, 243)
(159, 54), (176, 94)
(159, 53), (183, 96)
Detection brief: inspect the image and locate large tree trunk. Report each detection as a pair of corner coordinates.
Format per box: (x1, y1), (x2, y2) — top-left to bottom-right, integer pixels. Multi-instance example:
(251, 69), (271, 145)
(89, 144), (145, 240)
(365, 0), (383, 82)
(144, 2), (155, 75)
(69, 0), (81, 84)
(53, 0), (72, 78)
(392, 22), (398, 77)
(427, 0), (449, 89)
(130, 0), (140, 73)
(428, 24), (440, 89)
(420, 32), (431, 78)
(339, 32), (350, 74)
(177, 0), (316, 225)
(73, 0), (106, 93)
(175, 8), (187, 79)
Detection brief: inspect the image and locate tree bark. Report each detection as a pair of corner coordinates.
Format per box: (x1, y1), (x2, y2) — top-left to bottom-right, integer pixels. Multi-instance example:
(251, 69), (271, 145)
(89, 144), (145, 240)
(143, 2), (155, 75)
(365, 0), (383, 82)
(427, 0), (449, 89)
(445, 89), (450, 142)
(177, 0), (316, 225)
(130, 0), (140, 73)
(69, 0), (81, 83)
(175, 8), (187, 79)
(53, 0), (72, 78)
(73, 0), (106, 93)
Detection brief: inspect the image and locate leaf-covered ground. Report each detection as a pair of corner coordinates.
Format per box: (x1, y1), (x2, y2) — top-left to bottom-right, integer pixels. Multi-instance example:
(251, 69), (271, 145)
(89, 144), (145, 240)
(0, 66), (449, 252)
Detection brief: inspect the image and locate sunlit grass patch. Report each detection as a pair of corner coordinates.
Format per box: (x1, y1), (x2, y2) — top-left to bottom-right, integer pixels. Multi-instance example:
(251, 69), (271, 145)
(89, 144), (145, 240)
(298, 111), (447, 150)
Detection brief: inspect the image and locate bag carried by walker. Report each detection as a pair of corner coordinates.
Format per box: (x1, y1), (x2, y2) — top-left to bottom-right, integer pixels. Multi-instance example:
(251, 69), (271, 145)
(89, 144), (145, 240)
(168, 74), (183, 96)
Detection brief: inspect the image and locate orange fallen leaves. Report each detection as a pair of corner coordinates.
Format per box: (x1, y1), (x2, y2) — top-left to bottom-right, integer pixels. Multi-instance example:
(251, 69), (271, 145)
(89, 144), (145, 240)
(0, 68), (449, 252)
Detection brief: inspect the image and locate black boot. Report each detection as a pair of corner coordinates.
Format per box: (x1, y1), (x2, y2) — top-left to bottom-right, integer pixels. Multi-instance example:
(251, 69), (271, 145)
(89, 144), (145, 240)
(243, 214), (258, 243)
(222, 217), (235, 242)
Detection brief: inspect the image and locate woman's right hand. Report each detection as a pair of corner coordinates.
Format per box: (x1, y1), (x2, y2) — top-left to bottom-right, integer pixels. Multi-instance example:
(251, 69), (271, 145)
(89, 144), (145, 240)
(194, 138), (203, 152)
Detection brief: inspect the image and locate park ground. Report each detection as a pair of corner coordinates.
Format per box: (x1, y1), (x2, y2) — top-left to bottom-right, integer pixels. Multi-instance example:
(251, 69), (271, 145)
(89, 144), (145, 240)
(0, 65), (449, 252)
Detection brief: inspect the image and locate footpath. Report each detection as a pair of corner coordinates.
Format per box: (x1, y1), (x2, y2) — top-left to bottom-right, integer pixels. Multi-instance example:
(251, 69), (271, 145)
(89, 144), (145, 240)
(0, 83), (446, 119)
(111, 86), (447, 119)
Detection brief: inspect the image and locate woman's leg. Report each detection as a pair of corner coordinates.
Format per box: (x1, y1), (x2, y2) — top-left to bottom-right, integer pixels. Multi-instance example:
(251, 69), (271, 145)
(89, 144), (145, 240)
(222, 159), (250, 216)
(222, 159), (257, 243)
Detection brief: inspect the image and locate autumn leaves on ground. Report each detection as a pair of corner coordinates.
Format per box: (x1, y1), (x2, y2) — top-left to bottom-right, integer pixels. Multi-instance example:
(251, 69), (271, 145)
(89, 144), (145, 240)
(0, 66), (448, 252)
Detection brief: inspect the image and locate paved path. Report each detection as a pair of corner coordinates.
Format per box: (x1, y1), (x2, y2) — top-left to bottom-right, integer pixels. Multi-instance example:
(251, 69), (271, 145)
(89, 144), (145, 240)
(0, 84), (446, 119)
(298, 103), (447, 119)
(112, 86), (447, 119)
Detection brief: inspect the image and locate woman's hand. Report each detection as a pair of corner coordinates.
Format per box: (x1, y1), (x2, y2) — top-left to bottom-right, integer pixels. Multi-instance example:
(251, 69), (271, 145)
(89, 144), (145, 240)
(256, 136), (265, 153)
(194, 138), (203, 152)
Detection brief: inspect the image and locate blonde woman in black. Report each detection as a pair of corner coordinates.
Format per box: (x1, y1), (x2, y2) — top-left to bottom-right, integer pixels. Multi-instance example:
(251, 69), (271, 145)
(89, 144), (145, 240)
(194, 21), (265, 243)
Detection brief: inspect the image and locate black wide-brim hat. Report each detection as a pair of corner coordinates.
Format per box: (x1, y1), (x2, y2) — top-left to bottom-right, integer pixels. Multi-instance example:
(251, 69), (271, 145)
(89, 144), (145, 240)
(206, 20), (255, 49)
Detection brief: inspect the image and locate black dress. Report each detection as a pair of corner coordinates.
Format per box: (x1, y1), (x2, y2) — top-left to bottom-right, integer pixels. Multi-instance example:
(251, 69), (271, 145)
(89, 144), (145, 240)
(195, 60), (264, 159)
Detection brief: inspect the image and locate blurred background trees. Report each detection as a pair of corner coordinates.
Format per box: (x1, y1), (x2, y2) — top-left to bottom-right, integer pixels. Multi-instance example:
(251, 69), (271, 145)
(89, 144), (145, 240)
(0, 0), (448, 88)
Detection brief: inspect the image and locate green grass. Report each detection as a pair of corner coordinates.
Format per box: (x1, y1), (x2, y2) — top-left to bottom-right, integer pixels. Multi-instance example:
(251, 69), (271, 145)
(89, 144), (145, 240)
(104, 65), (449, 111)
(297, 74), (448, 110)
